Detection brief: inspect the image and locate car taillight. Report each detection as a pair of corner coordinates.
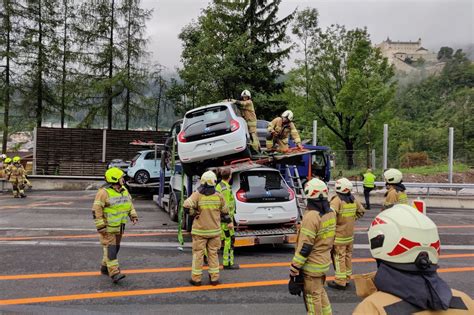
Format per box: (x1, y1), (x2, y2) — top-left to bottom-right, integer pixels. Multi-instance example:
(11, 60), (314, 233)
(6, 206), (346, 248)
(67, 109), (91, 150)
(236, 189), (247, 202)
(288, 188), (295, 200)
(178, 131), (187, 143)
(230, 119), (240, 132)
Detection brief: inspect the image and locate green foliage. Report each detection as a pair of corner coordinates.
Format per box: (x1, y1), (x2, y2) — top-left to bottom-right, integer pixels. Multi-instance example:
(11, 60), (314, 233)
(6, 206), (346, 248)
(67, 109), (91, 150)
(177, 0), (293, 108)
(438, 46), (454, 61)
(284, 22), (395, 168)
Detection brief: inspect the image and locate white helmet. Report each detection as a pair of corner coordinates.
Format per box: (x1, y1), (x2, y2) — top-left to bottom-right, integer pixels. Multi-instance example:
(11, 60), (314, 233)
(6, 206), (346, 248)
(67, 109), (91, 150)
(241, 90), (251, 98)
(384, 168), (403, 184)
(368, 204), (440, 265)
(304, 178), (329, 200)
(0, 154), (6, 160)
(335, 177), (353, 194)
(281, 110), (294, 122)
(200, 170), (217, 187)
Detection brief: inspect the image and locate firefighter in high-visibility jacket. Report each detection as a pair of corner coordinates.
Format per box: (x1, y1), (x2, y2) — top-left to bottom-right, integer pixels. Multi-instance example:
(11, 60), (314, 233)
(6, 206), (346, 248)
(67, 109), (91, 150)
(184, 171), (231, 286)
(0, 154), (8, 179)
(353, 204), (474, 314)
(231, 90), (260, 153)
(92, 167), (138, 283)
(6, 156), (26, 198)
(289, 179), (336, 315)
(266, 110), (303, 153)
(327, 178), (365, 290)
(216, 167), (239, 270)
(382, 168), (408, 210)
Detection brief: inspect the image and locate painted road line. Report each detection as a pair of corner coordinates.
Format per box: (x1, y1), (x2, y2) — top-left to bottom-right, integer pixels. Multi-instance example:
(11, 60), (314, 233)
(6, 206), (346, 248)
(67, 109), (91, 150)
(0, 232), (189, 241)
(0, 267), (473, 306)
(1, 254), (472, 281)
(0, 227), (180, 232)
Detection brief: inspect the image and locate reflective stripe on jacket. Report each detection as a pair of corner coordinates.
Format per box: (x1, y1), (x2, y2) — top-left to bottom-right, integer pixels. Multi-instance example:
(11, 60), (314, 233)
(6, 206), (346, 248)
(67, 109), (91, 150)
(291, 208), (336, 277)
(383, 187), (409, 210)
(184, 191), (228, 237)
(363, 172), (376, 188)
(330, 195), (365, 245)
(267, 117), (301, 145)
(216, 180), (235, 217)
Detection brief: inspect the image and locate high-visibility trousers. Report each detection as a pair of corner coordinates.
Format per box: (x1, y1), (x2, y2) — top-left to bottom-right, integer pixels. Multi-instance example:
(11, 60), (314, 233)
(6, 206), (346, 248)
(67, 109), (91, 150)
(303, 274), (332, 315)
(221, 223), (235, 266)
(192, 234), (220, 282)
(99, 230), (123, 277)
(332, 242), (353, 286)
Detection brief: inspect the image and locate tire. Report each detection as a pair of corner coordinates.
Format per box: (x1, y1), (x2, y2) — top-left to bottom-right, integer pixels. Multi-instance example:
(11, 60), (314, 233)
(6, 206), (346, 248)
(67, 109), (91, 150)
(168, 191), (179, 222)
(134, 170), (150, 184)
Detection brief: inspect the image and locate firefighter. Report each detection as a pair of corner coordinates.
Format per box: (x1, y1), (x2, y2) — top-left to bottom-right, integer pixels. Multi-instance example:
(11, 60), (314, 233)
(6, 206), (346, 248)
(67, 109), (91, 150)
(361, 168), (376, 210)
(266, 110), (303, 153)
(2, 157), (11, 179)
(289, 178), (336, 315)
(353, 204), (474, 314)
(231, 90), (260, 153)
(382, 168), (408, 210)
(0, 154), (7, 179)
(6, 156), (26, 198)
(327, 178), (365, 290)
(92, 167), (138, 284)
(184, 170), (231, 286)
(216, 167), (239, 270)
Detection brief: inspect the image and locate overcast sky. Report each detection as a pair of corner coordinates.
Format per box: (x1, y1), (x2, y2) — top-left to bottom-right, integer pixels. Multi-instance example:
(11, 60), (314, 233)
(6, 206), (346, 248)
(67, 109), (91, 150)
(142, 0), (473, 71)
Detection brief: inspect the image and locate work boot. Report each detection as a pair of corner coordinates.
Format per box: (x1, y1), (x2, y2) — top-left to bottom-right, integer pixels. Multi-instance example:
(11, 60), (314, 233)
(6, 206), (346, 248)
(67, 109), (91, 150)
(111, 273), (126, 284)
(100, 266), (109, 276)
(20, 194), (26, 198)
(209, 275), (219, 286)
(327, 281), (346, 290)
(189, 279), (201, 286)
(223, 264), (240, 270)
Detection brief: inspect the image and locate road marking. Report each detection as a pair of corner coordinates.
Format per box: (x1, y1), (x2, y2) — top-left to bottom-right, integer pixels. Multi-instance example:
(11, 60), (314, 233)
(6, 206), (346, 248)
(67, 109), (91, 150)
(0, 232), (188, 241)
(0, 267), (473, 306)
(1, 254), (472, 281)
(0, 227), (179, 232)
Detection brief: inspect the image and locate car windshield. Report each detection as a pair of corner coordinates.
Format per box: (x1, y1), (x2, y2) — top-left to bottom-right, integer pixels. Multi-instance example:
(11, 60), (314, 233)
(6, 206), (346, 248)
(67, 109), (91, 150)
(182, 105), (232, 141)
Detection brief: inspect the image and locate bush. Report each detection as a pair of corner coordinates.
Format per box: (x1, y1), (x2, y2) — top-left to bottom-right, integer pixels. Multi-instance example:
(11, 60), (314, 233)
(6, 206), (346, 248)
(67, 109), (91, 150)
(400, 152), (432, 168)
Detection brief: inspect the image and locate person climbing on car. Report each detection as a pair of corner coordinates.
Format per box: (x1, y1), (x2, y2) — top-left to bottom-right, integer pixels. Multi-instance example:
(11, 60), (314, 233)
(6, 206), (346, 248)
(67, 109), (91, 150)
(266, 110), (303, 153)
(230, 90), (260, 154)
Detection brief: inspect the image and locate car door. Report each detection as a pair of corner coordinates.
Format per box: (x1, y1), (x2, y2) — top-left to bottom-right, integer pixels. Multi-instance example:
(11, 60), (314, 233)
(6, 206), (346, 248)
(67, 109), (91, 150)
(143, 151), (160, 179)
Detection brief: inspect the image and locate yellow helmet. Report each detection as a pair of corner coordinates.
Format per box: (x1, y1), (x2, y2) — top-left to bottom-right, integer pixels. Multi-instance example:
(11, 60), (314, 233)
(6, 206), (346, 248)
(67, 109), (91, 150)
(335, 177), (353, 194)
(200, 170), (217, 186)
(4, 157), (12, 164)
(12, 156), (21, 163)
(304, 178), (329, 200)
(105, 167), (124, 184)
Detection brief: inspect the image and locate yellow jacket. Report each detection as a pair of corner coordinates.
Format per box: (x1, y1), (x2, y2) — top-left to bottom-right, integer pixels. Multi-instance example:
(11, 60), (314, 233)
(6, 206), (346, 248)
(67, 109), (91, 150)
(383, 186), (408, 210)
(330, 194), (365, 245)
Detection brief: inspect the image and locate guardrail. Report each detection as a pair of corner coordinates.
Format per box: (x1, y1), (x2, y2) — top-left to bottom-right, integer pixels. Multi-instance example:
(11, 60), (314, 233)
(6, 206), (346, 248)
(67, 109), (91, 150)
(328, 181), (474, 196)
(29, 175), (103, 180)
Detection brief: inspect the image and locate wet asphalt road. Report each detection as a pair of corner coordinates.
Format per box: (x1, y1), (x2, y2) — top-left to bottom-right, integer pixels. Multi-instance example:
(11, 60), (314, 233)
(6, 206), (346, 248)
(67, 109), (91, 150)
(0, 190), (473, 314)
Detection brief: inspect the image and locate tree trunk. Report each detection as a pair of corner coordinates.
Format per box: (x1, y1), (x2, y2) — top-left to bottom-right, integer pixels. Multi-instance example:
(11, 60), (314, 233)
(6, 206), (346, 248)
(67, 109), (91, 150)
(2, 0), (11, 153)
(60, 0), (68, 128)
(155, 78), (163, 131)
(124, 0), (131, 130)
(107, 0), (115, 130)
(344, 139), (355, 169)
(37, 0), (43, 128)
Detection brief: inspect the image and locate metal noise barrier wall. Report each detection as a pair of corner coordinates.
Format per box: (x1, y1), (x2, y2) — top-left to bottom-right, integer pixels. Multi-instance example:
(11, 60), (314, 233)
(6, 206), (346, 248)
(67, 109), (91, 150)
(35, 127), (168, 176)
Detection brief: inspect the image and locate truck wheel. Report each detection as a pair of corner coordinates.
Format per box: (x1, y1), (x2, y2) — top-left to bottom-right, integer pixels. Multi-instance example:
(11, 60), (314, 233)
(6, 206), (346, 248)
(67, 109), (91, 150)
(168, 191), (179, 222)
(134, 170), (150, 184)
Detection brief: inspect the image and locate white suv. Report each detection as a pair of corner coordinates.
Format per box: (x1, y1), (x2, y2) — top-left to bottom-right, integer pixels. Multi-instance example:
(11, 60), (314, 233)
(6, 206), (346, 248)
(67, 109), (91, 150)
(127, 150), (170, 184)
(177, 102), (249, 176)
(232, 167), (298, 225)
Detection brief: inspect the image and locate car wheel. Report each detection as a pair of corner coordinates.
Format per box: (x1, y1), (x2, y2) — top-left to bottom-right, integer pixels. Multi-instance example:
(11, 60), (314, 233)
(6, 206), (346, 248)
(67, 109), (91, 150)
(134, 170), (150, 184)
(169, 191), (179, 222)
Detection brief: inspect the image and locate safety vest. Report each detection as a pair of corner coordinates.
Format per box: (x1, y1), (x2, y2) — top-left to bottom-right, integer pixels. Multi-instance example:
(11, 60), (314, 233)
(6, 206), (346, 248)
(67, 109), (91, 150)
(363, 172), (376, 188)
(398, 192), (408, 205)
(216, 180), (235, 217)
(103, 187), (132, 233)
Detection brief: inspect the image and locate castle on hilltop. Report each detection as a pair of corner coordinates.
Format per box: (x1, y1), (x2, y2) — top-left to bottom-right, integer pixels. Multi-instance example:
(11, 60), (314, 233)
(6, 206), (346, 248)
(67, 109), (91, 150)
(376, 38), (441, 74)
